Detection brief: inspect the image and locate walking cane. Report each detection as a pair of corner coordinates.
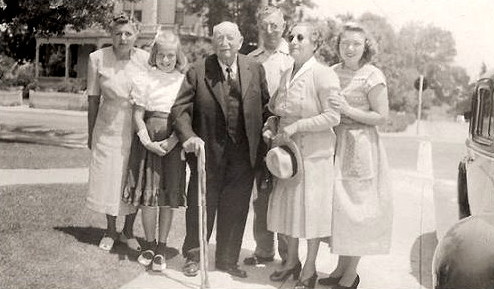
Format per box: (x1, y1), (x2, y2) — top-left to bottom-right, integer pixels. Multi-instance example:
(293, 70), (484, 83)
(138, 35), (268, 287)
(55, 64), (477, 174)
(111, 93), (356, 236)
(197, 144), (210, 289)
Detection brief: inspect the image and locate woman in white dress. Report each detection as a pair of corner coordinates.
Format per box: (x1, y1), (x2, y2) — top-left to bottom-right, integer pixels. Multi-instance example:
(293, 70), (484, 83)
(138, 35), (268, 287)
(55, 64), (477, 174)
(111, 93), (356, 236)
(318, 22), (393, 289)
(86, 13), (149, 251)
(265, 23), (341, 289)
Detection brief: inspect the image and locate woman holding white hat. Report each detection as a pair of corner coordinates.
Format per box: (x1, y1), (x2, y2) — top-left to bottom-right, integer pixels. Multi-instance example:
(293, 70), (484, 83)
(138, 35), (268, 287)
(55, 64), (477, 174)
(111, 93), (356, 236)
(265, 22), (341, 289)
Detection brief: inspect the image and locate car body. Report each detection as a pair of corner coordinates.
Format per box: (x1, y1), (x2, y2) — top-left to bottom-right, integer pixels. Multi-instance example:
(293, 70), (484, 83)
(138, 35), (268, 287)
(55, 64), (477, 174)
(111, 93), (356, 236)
(458, 77), (494, 219)
(431, 78), (494, 289)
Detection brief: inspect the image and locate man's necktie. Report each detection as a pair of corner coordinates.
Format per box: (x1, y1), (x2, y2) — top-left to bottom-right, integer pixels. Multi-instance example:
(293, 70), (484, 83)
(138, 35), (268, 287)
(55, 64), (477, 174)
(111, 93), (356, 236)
(224, 66), (242, 143)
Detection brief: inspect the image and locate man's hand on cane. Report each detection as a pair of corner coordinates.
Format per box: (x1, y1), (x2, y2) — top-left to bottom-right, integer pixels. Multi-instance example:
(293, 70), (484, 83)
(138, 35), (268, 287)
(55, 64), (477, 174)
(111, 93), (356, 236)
(262, 129), (274, 144)
(183, 136), (205, 156)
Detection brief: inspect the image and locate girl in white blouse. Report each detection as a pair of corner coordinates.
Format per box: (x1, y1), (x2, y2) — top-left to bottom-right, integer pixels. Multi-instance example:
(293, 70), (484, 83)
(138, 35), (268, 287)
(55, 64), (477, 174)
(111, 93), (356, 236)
(123, 30), (188, 272)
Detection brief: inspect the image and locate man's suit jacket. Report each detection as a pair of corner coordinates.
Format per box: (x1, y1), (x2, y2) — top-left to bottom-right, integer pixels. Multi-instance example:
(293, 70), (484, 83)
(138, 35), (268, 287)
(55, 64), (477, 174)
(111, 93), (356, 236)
(170, 53), (270, 169)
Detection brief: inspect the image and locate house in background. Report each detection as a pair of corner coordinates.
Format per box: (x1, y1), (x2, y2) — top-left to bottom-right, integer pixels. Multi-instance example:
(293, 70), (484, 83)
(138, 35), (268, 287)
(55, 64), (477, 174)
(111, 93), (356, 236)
(34, 0), (208, 83)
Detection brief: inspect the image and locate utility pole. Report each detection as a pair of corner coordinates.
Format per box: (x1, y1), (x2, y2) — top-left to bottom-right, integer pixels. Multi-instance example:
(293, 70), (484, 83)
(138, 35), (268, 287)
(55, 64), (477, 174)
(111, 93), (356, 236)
(414, 75), (428, 135)
(417, 75), (424, 135)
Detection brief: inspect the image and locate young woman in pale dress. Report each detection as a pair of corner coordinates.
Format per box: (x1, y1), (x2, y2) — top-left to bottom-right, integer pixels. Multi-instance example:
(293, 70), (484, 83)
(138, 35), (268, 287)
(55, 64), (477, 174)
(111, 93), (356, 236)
(122, 30), (187, 272)
(86, 14), (149, 252)
(265, 23), (341, 289)
(318, 22), (393, 289)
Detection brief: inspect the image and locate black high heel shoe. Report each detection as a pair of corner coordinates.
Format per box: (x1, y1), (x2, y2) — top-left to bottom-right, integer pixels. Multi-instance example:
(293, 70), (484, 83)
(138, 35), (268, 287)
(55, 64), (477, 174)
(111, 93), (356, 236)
(333, 274), (360, 289)
(269, 261), (302, 282)
(294, 272), (318, 289)
(318, 275), (342, 286)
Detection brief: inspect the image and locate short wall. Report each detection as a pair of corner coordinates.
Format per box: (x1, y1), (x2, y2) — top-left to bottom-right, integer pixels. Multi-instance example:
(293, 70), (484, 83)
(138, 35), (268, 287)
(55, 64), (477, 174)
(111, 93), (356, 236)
(29, 90), (88, 111)
(0, 90), (23, 106)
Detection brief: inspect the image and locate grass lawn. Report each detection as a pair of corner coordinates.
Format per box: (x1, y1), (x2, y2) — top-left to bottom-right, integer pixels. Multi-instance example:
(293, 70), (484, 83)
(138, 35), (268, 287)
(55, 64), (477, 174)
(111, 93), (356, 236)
(0, 183), (186, 289)
(0, 141), (89, 169)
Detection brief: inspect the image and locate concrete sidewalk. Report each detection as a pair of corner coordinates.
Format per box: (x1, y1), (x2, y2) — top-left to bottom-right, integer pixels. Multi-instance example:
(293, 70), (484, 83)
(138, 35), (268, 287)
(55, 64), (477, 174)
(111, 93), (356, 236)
(0, 103), (87, 117)
(0, 168), (88, 186)
(120, 169), (438, 289)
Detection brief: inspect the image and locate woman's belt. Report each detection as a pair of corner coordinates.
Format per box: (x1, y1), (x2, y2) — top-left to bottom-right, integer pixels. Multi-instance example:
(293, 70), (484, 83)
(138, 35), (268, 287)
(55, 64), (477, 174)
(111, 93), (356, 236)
(337, 122), (373, 130)
(144, 110), (169, 119)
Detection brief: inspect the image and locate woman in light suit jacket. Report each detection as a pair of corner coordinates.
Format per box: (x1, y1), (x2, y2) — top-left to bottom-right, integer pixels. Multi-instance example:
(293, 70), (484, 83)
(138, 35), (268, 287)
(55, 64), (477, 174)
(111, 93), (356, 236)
(265, 22), (341, 289)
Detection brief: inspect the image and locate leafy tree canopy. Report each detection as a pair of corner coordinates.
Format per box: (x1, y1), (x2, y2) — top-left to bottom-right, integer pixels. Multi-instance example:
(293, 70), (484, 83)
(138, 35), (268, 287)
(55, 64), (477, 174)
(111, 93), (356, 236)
(181, 0), (315, 50)
(0, 0), (116, 62)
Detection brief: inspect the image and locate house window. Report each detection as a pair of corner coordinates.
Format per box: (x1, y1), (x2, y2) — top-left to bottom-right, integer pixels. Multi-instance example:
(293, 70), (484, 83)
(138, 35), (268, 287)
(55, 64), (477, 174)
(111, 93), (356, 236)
(39, 44), (66, 77)
(124, 10), (142, 22)
(472, 79), (494, 145)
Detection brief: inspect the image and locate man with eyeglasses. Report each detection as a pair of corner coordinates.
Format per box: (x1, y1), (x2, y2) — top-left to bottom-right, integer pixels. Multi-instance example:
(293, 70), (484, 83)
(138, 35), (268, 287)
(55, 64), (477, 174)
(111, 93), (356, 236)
(244, 5), (294, 267)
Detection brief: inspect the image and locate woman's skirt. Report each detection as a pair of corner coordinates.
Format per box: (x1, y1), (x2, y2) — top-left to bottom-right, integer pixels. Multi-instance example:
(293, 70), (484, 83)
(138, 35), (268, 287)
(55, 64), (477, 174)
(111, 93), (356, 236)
(123, 111), (186, 208)
(86, 99), (137, 216)
(331, 124), (393, 255)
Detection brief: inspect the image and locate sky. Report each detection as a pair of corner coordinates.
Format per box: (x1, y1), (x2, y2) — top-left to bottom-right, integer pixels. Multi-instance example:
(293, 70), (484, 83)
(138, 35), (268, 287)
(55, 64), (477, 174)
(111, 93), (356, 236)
(307, 0), (494, 80)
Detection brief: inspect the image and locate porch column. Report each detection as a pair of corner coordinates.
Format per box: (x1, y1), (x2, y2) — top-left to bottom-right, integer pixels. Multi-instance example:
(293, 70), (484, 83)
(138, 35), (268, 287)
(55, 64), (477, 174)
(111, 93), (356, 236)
(64, 43), (70, 81)
(35, 42), (40, 79)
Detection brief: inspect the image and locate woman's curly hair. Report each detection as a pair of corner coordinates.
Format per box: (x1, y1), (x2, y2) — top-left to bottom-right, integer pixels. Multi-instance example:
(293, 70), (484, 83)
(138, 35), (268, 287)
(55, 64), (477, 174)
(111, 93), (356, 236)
(110, 12), (140, 32)
(336, 22), (378, 65)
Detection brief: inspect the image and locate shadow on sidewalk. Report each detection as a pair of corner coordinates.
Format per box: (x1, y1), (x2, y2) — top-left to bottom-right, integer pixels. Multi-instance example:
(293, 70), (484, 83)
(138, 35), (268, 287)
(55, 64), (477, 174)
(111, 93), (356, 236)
(121, 242), (288, 289)
(55, 226), (285, 288)
(410, 231), (438, 289)
(164, 244), (283, 284)
(54, 225), (180, 262)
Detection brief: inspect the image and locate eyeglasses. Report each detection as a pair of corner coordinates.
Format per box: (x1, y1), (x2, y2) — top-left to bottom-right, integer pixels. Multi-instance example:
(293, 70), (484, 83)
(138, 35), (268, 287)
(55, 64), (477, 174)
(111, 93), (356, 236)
(259, 22), (282, 32)
(288, 34), (304, 42)
(340, 40), (364, 48)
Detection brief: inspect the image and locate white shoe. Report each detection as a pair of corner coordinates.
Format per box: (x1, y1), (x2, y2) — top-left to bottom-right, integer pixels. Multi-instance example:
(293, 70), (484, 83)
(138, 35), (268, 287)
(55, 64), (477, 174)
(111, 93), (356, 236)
(138, 250), (155, 266)
(152, 254), (167, 272)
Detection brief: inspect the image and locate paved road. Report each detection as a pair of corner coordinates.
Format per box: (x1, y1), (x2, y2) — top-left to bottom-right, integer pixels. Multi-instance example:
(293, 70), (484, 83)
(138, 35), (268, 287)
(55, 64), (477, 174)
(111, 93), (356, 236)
(0, 106), (87, 148)
(0, 105), (87, 131)
(383, 121), (467, 240)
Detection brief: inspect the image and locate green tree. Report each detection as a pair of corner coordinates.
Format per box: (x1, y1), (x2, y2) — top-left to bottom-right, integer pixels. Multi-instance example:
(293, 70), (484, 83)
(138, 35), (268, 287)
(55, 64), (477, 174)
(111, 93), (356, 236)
(356, 13), (407, 111)
(399, 23), (457, 71)
(0, 0), (116, 62)
(398, 23), (469, 106)
(312, 17), (339, 66)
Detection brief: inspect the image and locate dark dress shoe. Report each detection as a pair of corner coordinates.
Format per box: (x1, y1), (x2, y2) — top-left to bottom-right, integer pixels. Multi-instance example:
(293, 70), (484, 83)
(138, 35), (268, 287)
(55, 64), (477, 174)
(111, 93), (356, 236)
(243, 255), (274, 265)
(318, 275), (342, 286)
(182, 259), (199, 277)
(333, 274), (360, 289)
(216, 264), (248, 278)
(294, 273), (318, 289)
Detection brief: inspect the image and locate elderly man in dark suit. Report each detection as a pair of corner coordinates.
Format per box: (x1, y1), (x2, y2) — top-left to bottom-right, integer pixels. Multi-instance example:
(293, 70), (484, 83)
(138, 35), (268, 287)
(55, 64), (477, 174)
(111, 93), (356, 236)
(170, 21), (270, 278)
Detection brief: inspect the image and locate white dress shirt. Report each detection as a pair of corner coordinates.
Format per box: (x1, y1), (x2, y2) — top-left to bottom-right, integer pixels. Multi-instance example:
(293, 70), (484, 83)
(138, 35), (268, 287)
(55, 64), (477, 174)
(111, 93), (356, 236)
(248, 39), (294, 98)
(218, 55), (239, 81)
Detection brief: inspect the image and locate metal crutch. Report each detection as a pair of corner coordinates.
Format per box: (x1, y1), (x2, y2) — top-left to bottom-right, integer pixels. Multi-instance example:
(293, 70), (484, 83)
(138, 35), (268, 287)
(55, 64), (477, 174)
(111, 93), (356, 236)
(197, 144), (210, 289)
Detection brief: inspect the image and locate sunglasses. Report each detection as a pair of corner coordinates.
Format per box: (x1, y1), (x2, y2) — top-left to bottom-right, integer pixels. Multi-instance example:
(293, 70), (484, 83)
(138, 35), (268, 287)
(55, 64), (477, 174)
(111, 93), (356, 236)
(288, 34), (304, 42)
